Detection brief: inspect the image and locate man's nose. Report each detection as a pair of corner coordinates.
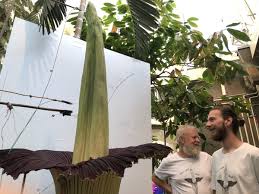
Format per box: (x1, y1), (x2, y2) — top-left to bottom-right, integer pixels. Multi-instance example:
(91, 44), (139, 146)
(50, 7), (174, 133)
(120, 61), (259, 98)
(205, 121), (210, 128)
(196, 137), (200, 143)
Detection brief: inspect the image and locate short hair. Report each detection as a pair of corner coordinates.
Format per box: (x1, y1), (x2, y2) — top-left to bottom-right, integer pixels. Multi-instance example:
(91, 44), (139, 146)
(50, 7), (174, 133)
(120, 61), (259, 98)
(176, 124), (197, 145)
(211, 104), (245, 134)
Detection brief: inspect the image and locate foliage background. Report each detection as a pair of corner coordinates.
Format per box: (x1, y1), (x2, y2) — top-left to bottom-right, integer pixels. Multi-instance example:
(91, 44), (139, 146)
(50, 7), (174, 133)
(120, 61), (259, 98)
(0, 0), (251, 147)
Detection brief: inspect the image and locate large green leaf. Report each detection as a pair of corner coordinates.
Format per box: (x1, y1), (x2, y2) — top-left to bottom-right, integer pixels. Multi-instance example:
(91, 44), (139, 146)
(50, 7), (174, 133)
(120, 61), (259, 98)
(126, 0), (159, 60)
(202, 69), (214, 83)
(32, 0), (67, 34)
(226, 22), (240, 27)
(221, 33), (231, 52)
(227, 28), (251, 42)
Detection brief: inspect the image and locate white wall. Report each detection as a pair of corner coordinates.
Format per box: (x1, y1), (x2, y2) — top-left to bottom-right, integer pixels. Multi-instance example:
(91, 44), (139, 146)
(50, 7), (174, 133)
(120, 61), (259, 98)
(0, 18), (151, 194)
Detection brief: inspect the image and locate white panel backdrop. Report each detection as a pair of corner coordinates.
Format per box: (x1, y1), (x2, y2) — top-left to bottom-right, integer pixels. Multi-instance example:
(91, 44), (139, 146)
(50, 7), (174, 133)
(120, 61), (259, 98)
(0, 18), (151, 194)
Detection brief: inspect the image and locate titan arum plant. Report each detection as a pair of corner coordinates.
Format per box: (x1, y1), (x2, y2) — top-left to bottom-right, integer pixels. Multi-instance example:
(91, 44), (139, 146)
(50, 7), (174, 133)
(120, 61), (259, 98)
(0, 2), (171, 194)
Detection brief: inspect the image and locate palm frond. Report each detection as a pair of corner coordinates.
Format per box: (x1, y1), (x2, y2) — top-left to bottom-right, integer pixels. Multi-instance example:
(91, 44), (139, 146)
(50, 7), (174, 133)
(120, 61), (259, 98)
(126, 0), (159, 60)
(32, 0), (67, 34)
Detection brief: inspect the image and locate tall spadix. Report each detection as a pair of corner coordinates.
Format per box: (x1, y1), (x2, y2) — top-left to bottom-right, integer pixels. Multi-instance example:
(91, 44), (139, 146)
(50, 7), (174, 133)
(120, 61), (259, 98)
(0, 3), (172, 194)
(72, 2), (109, 164)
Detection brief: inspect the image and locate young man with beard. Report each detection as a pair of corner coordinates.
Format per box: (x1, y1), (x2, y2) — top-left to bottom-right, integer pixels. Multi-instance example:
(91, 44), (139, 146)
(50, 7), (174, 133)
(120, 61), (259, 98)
(206, 105), (259, 194)
(152, 125), (212, 194)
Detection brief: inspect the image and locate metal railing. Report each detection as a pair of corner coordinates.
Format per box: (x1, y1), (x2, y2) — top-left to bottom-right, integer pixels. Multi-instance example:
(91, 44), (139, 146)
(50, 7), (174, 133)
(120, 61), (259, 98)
(215, 92), (259, 147)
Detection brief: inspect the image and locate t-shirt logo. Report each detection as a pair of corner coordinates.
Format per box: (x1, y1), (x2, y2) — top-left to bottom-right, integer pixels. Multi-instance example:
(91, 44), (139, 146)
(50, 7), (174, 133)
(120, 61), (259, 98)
(217, 179), (237, 194)
(183, 168), (203, 194)
(187, 168), (202, 183)
(217, 165), (237, 193)
(217, 180), (237, 189)
(185, 177), (203, 184)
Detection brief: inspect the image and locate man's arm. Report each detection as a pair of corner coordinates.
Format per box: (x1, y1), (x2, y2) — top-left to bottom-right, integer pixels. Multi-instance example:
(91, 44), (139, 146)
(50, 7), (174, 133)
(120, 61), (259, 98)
(251, 148), (259, 183)
(211, 154), (217, 194)
(152, 175), (172, 194)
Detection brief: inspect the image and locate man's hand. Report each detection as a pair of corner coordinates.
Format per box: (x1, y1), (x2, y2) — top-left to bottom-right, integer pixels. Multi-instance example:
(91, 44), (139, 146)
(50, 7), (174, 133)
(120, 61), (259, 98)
(152, 175), (172, 194)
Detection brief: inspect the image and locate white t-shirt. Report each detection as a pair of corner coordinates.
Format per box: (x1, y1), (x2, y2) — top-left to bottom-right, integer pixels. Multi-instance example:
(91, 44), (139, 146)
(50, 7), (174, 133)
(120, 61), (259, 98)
(154, 151), (212, 194)
(211, 143), (259, 194)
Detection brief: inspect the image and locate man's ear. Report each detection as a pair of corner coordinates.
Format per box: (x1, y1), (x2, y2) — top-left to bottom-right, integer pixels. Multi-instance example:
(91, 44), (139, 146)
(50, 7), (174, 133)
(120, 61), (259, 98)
(179, 136), (185, 145)
(224, 116), (233, 128)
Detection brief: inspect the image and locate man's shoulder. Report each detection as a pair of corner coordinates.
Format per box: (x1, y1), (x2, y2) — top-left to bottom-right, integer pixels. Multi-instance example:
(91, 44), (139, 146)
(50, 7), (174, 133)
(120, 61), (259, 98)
(212, 148), (223, 158)
(200, 151), (211, 156)
(243, 142), (259, 150)
(158, 152), (181, 166)
(243, 143), (259, 156)
(162, 152), (178, 161)
(167, 152), (179, 159)
(199, 151), (212, 160)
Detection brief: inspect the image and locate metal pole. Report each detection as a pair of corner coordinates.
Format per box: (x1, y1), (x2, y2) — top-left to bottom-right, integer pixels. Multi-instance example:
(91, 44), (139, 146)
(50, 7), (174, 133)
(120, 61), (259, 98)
(241, 112), (250, 144)
(0, 101), (72, 116)
(244, 96), (256, 145)
(249, 95), (259, 144)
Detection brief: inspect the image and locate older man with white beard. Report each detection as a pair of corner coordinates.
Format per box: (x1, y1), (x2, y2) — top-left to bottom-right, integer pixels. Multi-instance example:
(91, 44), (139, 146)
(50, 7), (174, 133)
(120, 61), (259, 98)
(152, 125), (212, 194)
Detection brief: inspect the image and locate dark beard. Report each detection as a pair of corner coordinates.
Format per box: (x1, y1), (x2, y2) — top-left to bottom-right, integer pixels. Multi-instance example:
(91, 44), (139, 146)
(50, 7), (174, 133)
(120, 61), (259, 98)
(212, 124), (227, 141)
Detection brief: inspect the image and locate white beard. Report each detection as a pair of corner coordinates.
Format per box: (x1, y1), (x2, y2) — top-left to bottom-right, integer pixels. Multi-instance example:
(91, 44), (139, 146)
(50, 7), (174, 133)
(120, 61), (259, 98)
(183, 144), (201, 158)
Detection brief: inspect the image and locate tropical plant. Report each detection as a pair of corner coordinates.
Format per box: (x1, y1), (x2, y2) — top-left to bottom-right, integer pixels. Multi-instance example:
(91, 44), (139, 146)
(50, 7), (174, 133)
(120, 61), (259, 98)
(97, 0), (250, 141)
(0, 0), (67, 66)
(0, 0), (161, 68)
(74, 0), (159, 60)
(0, 3), (171, 194)
(57, 0), (252, 147)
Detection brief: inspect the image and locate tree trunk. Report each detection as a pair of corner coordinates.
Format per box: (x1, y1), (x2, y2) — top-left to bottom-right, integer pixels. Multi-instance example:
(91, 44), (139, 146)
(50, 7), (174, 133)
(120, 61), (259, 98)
(0, 15), (10, 41)
(74, 0), (88, 38)
(0, 0), (15, 66)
